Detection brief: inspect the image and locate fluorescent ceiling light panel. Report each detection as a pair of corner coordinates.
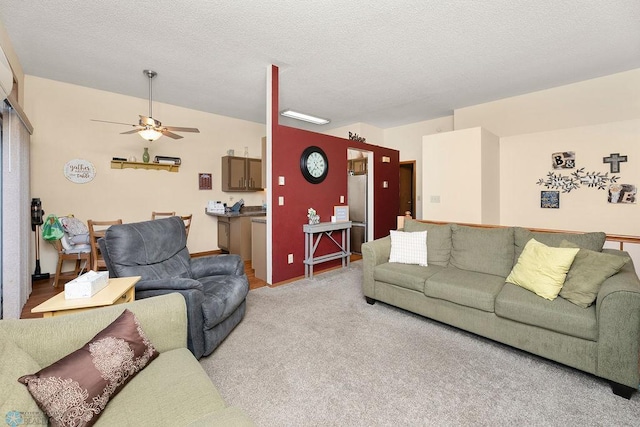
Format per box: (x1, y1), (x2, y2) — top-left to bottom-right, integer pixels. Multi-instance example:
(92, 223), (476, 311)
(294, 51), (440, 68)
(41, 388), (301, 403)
(280, 109), (330, 125)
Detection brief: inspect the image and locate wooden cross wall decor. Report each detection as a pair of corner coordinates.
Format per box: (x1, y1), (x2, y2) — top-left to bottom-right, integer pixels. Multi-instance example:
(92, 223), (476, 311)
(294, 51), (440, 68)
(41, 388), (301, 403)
(603, 153), (628, 173)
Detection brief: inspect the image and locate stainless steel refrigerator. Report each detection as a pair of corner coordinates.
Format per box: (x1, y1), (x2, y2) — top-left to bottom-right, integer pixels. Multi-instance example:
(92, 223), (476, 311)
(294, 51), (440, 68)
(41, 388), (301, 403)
(348, 173), (367, 253)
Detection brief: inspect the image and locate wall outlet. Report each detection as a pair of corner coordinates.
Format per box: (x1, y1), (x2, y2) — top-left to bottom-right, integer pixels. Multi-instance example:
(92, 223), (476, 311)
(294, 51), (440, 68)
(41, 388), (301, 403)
(278, 176), (285, 185)
(278, 196), (284, 206)
(287, 253), (294, 264)
(340, 195), (344, 203)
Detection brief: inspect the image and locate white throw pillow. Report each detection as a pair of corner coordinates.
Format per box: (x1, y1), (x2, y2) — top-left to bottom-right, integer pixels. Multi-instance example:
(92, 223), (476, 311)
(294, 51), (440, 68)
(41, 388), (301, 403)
(389, 230), (428, 266)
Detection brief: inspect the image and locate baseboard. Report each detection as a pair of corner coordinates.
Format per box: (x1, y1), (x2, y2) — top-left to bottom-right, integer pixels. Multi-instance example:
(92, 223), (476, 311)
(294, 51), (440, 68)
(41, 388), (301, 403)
(190, 250), (223, 258)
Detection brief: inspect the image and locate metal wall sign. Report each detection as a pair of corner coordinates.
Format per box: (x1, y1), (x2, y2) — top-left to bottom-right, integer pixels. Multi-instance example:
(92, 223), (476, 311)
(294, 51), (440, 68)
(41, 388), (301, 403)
(63, 159), (96, 184)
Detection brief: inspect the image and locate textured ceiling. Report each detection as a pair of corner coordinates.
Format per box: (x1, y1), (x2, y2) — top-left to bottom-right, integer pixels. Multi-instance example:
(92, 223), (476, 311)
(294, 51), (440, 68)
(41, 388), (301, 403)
(0, 1), (639, 131)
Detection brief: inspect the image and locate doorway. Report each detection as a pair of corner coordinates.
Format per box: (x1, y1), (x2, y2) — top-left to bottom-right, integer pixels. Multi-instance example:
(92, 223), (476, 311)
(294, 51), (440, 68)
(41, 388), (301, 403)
(399, 161), (415, 218)
(347, 149), (373, 253)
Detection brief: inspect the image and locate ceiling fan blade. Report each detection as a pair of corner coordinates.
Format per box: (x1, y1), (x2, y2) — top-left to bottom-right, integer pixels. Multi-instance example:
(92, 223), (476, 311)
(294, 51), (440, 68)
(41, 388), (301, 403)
(163, 126), (200, 133)
(120, 128), (143, 135)
(161, 130), (184, 139)
(91, 119), (137, 127)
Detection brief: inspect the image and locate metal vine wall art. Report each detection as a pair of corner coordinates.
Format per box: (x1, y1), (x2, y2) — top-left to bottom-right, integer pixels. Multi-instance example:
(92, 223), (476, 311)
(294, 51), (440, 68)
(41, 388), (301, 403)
(536, 168), (619, 193)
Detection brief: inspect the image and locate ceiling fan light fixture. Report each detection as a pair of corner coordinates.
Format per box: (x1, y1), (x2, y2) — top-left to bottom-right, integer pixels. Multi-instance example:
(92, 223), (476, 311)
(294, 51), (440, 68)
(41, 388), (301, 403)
(139, 128), (162, 141)
(91, 69), (199, 141)
(280, 109), (330, 125)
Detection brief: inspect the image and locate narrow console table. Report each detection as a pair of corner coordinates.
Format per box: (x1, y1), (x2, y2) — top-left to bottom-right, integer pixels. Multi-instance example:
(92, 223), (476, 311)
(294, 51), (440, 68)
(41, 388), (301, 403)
(303, 221), (352, 278)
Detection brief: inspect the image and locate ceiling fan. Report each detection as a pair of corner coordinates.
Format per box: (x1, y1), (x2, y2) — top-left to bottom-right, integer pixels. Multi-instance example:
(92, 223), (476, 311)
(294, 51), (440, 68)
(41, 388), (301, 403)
(92, 69), (200, 141)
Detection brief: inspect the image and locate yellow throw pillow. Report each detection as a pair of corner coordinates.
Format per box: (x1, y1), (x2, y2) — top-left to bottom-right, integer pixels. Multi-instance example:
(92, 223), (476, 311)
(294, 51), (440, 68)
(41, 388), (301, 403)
(506, 238), (579, 300)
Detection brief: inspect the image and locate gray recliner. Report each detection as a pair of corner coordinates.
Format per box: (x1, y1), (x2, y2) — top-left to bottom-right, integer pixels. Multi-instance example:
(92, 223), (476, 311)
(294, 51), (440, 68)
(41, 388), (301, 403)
(98, 216), (248, 359)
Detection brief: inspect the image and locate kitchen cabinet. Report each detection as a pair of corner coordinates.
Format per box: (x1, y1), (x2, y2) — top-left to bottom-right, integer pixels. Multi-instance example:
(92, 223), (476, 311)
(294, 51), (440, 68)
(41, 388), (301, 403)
(348, 158), (367, 175)
(251, 218), (266, 281)
(216, 216), (253, 261)
(217, 219), (230, 252)
(222, 156), (263, 191)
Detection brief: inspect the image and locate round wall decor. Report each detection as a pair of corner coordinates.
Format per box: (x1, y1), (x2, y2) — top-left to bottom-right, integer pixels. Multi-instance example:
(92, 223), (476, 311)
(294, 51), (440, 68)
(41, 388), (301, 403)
(63, 159), (96, 184)
(300, 146), (329, 184)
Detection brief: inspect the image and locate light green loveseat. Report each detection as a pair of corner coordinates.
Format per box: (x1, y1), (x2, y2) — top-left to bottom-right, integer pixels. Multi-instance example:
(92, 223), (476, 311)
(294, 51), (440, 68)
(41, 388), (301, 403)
(362, 220), (640, 398)
(0, 293), (254, 426)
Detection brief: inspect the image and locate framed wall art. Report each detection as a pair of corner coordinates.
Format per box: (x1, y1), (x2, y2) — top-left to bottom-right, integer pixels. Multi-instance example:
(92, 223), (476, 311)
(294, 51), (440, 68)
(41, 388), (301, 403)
(552, 151), (575, 169)
(541, 191), (560, 208)
(608, 184), (636, 204)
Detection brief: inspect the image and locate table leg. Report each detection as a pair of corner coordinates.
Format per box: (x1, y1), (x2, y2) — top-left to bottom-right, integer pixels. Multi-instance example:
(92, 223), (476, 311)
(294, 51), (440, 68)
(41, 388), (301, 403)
(305, 232), (309, 278)
(346, 228), (351, 267)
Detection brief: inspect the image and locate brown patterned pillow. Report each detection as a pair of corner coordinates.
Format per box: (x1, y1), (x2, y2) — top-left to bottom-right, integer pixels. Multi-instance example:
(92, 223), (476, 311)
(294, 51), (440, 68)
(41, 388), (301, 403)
(18, 309), (159, 427)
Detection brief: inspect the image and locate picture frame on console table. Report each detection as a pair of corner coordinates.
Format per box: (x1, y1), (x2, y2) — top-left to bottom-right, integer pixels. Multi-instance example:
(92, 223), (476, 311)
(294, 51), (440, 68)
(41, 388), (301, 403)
(334, 205), (349, 222)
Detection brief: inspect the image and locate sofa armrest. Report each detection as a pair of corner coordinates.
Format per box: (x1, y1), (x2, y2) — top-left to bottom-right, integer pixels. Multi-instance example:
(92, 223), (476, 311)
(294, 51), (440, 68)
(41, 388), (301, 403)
(135, 277), (204, 292)
(190, 254), (244, 278)
(361, 236), (391, 299)
(136, 288), (206, 359)
(0, 293), (188, 368)
(595, 258), (640, 387)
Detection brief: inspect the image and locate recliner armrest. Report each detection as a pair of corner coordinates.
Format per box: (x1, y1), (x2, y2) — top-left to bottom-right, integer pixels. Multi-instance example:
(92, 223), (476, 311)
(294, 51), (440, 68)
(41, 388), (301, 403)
(190, 254), (244, 278)
(135, 277), (204, 292)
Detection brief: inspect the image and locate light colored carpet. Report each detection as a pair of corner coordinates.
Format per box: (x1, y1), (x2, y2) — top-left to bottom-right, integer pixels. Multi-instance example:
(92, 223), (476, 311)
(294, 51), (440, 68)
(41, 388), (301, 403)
(200, 261), (640, 426)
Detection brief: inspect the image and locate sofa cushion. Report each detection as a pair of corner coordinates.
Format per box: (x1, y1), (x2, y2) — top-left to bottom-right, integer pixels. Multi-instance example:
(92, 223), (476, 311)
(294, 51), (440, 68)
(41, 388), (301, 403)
(559, 240), (630, 308)
(389, 230), (428, 266)
(495, 283), (598, 341)
(374, 263), (444, 292)
(98, 348), (227, 425)
(506, 238), (579, 300)
(0, 332), (47, 425)
(514, 227), (606, 262)
(19, 309), (159, 427)
(403, 220), (452, 267)
(450, 225), (514, 277)
(424, 267), (506, 313)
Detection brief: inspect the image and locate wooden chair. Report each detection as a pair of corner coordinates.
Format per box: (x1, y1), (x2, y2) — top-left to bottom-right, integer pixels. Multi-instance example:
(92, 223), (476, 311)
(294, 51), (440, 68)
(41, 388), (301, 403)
(181, 214), (193, 238)
(151, 211), (176, 220)
(88, 219), (123, 271)
(52, 238), (92, 288)
(49, 216), (92, 288)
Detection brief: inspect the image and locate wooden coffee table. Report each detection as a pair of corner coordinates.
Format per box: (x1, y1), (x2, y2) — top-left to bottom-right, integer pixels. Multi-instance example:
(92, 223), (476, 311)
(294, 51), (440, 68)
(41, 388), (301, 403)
(31, 276), (140, 318)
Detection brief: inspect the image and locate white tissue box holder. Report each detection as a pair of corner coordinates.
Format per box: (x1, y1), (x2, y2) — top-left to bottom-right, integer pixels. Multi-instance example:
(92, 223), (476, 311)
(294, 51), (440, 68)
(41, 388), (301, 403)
(64, 271), (109, 300)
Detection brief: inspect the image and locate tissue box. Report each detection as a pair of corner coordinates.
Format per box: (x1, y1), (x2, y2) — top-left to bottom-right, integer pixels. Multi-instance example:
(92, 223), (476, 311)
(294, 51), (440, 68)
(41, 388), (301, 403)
(64, 271), (109, 299)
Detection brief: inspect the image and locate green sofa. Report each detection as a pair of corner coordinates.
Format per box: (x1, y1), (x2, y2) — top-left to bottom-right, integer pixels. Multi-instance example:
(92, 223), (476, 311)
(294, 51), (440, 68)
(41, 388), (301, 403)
(0, 293), (254, 426)
(362, 220), (640, 398)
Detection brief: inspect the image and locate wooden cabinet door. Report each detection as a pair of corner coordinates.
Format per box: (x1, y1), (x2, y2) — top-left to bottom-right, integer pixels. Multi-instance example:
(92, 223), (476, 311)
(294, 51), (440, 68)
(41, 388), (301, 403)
(222, 156), (247, 191)
(247, 158), (262, 190)
(352, 158), (367, 174)
(217, 219), (230, 252)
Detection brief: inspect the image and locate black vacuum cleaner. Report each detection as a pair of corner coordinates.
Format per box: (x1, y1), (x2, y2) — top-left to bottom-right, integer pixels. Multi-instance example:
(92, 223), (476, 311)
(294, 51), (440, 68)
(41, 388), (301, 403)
(31, 197), (50, 282)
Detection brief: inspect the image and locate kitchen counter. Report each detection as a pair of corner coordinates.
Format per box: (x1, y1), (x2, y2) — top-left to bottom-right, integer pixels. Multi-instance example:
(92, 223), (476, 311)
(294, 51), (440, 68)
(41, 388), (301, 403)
(205, 207), (266, 218)
(207, 206), (265, 260)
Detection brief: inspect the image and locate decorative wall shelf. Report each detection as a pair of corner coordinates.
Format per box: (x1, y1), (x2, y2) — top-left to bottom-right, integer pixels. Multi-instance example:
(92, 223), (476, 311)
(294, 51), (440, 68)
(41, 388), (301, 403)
(110, 161), (179, 172)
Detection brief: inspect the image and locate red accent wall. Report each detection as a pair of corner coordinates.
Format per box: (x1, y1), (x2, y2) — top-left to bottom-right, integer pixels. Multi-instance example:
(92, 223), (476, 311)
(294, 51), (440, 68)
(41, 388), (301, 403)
(270, 66), (399, 283)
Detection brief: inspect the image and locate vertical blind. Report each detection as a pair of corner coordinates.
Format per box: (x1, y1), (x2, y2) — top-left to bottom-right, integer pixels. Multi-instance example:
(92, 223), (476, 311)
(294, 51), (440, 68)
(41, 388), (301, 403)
(1, 100), (32, 318)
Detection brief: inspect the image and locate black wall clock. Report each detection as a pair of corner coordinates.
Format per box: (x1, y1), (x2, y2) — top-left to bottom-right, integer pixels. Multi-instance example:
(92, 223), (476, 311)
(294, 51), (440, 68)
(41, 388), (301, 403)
(300, 146), (329, 184)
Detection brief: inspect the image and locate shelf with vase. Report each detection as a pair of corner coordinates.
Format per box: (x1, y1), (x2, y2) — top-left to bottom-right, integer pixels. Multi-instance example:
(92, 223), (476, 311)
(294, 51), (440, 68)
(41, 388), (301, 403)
(110, 160), (179, 172)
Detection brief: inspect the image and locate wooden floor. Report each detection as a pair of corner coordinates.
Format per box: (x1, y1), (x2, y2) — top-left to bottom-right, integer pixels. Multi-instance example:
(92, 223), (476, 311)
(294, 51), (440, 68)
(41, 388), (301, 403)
(20, 261), (268, 319)
(20, 254), (362, 319)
